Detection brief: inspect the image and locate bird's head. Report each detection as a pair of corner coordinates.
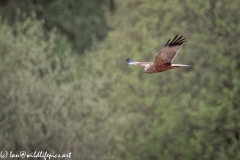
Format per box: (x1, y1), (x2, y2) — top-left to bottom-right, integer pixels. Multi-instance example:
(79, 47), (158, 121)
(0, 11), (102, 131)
(144, 64), (153, 74)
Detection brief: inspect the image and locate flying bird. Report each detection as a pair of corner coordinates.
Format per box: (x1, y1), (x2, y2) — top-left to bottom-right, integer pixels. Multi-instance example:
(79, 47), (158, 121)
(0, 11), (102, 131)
(126, 34), (190, 74)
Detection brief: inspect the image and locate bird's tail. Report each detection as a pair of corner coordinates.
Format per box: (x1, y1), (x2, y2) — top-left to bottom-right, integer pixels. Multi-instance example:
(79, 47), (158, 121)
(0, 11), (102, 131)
(172, 64), (191, 67)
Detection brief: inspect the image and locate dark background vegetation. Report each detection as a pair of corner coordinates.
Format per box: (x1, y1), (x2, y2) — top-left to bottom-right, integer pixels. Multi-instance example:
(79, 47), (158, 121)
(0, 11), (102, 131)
(0, 0), (240, 160)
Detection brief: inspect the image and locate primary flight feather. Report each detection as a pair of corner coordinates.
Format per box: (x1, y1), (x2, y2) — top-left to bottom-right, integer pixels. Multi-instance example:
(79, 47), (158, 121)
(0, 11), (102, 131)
(126, 34), (190, 74)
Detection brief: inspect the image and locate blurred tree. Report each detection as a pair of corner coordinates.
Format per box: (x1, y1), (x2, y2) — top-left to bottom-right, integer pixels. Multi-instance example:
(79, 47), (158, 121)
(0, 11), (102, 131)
(82, 0), (240, 159)
(0, 0), (115, 53)
(0, 14), (116, 160)
(1, 0), (240, 160)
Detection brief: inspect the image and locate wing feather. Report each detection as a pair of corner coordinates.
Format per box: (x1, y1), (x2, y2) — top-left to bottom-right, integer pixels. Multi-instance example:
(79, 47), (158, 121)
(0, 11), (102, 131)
(126, 58), (152, 66)
(164, 39), (171, 47)
(175, 35), (183, 42)
(170, 34), (178, 44)
(153, 35), (186, 67)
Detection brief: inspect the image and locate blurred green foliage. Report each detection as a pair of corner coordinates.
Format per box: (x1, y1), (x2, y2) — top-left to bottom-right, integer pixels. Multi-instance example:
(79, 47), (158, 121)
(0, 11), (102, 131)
(0, 0), (115, 53)
(0, 14), (112, 160)
(0, 0), (240, 160)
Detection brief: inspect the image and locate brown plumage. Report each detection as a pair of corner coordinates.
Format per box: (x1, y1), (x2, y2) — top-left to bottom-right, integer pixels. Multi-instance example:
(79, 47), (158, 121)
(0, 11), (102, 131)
(126, 34), (190, 74)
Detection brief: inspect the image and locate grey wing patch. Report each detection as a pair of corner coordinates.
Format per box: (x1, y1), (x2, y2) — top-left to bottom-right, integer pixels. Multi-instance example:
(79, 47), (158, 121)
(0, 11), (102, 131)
(126, 58), (152, 66)
(126, 58), (134, 64)
(126, 58), (140, 65)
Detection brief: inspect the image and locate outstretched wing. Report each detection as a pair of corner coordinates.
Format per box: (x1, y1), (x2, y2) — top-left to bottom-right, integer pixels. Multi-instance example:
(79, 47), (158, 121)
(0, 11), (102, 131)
(126, 58), (152, 66)
(153, 35), (186, 67)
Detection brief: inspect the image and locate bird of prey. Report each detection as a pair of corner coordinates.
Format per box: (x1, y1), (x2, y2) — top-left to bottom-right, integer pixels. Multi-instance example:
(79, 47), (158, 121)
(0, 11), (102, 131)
(126, 35), (190, 74)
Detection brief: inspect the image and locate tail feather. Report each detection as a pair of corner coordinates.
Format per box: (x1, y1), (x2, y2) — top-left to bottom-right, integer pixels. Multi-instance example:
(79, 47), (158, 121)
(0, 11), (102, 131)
(172, 64), (191, 67)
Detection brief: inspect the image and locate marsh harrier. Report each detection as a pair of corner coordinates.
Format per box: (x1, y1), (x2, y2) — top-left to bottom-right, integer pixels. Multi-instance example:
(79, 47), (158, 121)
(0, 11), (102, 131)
(126, 35), (190, 74)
